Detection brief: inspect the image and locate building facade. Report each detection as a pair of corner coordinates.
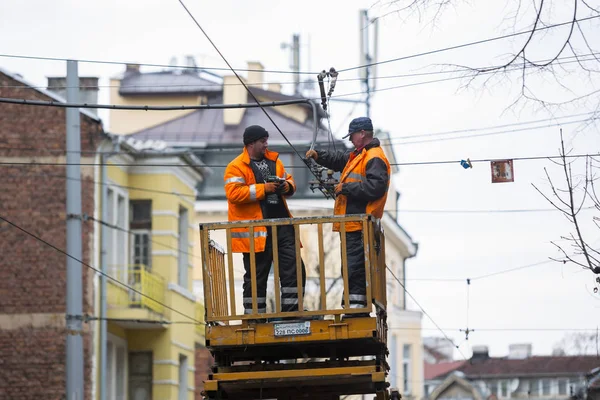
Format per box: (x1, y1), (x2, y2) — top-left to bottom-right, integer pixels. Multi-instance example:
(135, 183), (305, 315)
(0, 68), (104, 400)
(426, 346), (600, 400)
(96, 137), (206, 400)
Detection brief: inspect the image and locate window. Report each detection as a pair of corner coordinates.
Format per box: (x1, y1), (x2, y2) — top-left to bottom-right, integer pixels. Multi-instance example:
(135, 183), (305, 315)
(130, 200), (152, 269)
(179, 354), (188, 400)
(501, 380), (509, 397)
(402, 344), (411, 395)
(106, 187), (128, 282)
(490, 381), (498, 397)
(195, 152), (238, 198)
(107, 334), (127, 400)
(178, 206), (189, 288)
(542, 379), (551, 396)
(558, 379), (567, 396)
(530, 380), (540, 396)
(389, 335), (397, 388)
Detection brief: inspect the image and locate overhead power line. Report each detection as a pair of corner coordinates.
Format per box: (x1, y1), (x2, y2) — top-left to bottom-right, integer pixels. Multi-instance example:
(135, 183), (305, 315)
(2, 171), (592, 215)
(0, 54), (318, 75)
(1, 152), (596, 168)
(84, 214), (202, 261)
(406, 259), (556, 282)
(0, 213), (202, 324)
(2, 52), (597, 92)
(338, 14), (600, 73)
(0, 15), (597, 79)
(1, 113), (594, 153)
(2, 55), (598, 113)
(387, 265), (469, 361)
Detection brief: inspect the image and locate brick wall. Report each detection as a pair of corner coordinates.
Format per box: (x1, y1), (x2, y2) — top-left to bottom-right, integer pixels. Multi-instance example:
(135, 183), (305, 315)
(194, 345), (214, 400)
(0, 71), (104, 400)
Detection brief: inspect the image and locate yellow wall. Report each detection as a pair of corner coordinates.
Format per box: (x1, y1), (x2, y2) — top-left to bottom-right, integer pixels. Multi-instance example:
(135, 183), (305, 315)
(108, 78), (204, 134)
(96, 156), (202, 400)
(389, 314), (424, 400)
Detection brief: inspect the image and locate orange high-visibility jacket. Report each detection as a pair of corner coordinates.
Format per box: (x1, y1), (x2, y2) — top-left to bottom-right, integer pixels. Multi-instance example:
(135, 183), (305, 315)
(224, 147), (296, 253)
(316, 138), (390, 232)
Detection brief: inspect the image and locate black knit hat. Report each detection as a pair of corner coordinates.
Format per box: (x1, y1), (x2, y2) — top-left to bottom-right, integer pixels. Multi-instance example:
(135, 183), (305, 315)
(243, 125), (269, 145)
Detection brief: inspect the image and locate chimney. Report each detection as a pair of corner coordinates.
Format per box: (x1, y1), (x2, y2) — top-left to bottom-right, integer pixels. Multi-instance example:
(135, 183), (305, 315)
(47, 77), (99, 116)
(223, 75), (247, 126)
(508, 344), (532, 359)
(267, 83), (282, 93)
(247, 61), (264, 89)
(471, 345), (489, 362)
(124, 63), (140, 77)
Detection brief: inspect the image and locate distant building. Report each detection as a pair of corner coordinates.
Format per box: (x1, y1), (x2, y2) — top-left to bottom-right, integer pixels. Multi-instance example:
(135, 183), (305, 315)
(425, 345), (600, 400)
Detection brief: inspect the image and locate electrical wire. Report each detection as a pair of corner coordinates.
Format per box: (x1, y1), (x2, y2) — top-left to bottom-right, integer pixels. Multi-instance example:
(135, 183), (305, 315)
(1, 112), (595, 154)
(387, 264), (469, 361)
(0, 54), (318, 75)
(84, 214), (202, 261)
(175, 0), (332, 198)
(406, 259), (557, 282)
(338, 15), (600, 73)
(3, 51), (597, 92)
(1, 152), (596, 168)
(380, 118), (597, 146)
(0, 213), (202, 324)
(3, 170), (594, 215)
(0, 14), (597, 79)
(2, 54), (599, 114)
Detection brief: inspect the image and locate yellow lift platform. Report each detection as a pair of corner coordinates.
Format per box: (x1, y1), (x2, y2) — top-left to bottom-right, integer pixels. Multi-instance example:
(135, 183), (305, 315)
(199, 215), (399, 400)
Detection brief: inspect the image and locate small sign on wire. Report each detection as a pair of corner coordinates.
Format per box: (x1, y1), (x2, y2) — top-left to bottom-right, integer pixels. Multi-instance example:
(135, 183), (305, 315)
(491, 159), (514, 183)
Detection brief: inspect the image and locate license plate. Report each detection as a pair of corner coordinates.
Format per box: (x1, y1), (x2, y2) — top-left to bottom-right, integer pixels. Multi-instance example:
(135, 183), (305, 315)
(274, 321), (311, 337)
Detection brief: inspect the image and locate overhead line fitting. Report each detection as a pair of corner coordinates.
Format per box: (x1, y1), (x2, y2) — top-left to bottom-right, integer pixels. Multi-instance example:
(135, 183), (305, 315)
(317, 67), (339, 111)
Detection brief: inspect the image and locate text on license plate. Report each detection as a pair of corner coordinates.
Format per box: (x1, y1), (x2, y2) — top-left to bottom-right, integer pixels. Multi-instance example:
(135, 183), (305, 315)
(273, 321), (311, 337)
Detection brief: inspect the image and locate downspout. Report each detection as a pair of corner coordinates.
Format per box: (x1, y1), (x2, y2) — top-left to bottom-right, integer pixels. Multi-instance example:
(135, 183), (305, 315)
(99, 137), (119, 400)
(99, 151), (107, 400)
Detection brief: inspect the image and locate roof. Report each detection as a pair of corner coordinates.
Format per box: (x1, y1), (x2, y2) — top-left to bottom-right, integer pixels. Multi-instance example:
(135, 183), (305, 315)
(127, 105), (331, 148)
(425, 344), (454, 364)
(249, 86), (327, 119)
(425, 361), (467, 380)
(119, 70), (221, 95)
(457, 356), (600, 377)
(0, 67), (101, 122)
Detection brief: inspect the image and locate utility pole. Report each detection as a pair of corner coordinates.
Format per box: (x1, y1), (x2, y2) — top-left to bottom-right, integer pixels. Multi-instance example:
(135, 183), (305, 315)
(359, 10), (378, 119)
(65, 59), (84, 400)
(281, 33), (301, 94)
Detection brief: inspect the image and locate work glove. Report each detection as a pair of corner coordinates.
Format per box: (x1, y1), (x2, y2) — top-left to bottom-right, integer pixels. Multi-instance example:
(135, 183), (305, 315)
(305, 149), (318, 160)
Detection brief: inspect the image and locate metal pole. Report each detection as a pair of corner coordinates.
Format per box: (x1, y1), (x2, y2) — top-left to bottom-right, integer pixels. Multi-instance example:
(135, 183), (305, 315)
(65, 59), (84, 400)
(99, 153), (108, 400)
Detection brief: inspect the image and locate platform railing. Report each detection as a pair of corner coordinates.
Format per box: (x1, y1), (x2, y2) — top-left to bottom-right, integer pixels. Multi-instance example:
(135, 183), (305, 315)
(199, 214), (386, 323)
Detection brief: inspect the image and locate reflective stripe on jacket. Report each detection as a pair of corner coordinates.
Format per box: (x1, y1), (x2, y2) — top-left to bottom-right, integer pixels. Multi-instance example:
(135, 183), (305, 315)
(317, 138), (390, 232)
(224, 147), (296, 252)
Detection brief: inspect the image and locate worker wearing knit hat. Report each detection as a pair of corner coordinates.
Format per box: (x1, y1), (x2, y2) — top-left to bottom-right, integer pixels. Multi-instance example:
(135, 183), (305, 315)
(243, 125), (269, 145)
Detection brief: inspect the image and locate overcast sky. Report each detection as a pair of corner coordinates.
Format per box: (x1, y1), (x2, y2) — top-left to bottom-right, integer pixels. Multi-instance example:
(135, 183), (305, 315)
(1, 0), (599, 359)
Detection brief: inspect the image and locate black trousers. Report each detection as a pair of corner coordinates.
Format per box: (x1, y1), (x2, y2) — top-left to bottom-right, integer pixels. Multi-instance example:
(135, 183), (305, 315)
(242, 225), (306, 314)
(343, 231), (367, 309)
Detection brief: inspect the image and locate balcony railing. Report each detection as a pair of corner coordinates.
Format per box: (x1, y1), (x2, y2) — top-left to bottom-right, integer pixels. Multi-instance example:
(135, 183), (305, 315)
(199, 214), (387, 323)
(107, 264), (165, 315)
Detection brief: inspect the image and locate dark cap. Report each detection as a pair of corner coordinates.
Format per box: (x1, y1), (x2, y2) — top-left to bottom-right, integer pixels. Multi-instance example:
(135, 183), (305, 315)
(342, 117), (373, 139)
(243, 125), (269, 145)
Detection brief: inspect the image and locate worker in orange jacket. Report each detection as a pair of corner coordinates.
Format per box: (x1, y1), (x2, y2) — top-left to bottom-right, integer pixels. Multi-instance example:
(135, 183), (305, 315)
(306, 117), (390, 317)
(224, 125), (306, 317)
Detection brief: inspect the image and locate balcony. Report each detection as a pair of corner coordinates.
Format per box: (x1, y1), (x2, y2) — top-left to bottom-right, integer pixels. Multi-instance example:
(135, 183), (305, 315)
(107, 264), (167, 329)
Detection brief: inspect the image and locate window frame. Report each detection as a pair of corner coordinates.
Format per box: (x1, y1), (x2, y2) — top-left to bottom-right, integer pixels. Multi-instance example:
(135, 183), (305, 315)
(106, 185), (129, 283)
(402, 344), (411, 395)
(107, 333), (128, 400)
